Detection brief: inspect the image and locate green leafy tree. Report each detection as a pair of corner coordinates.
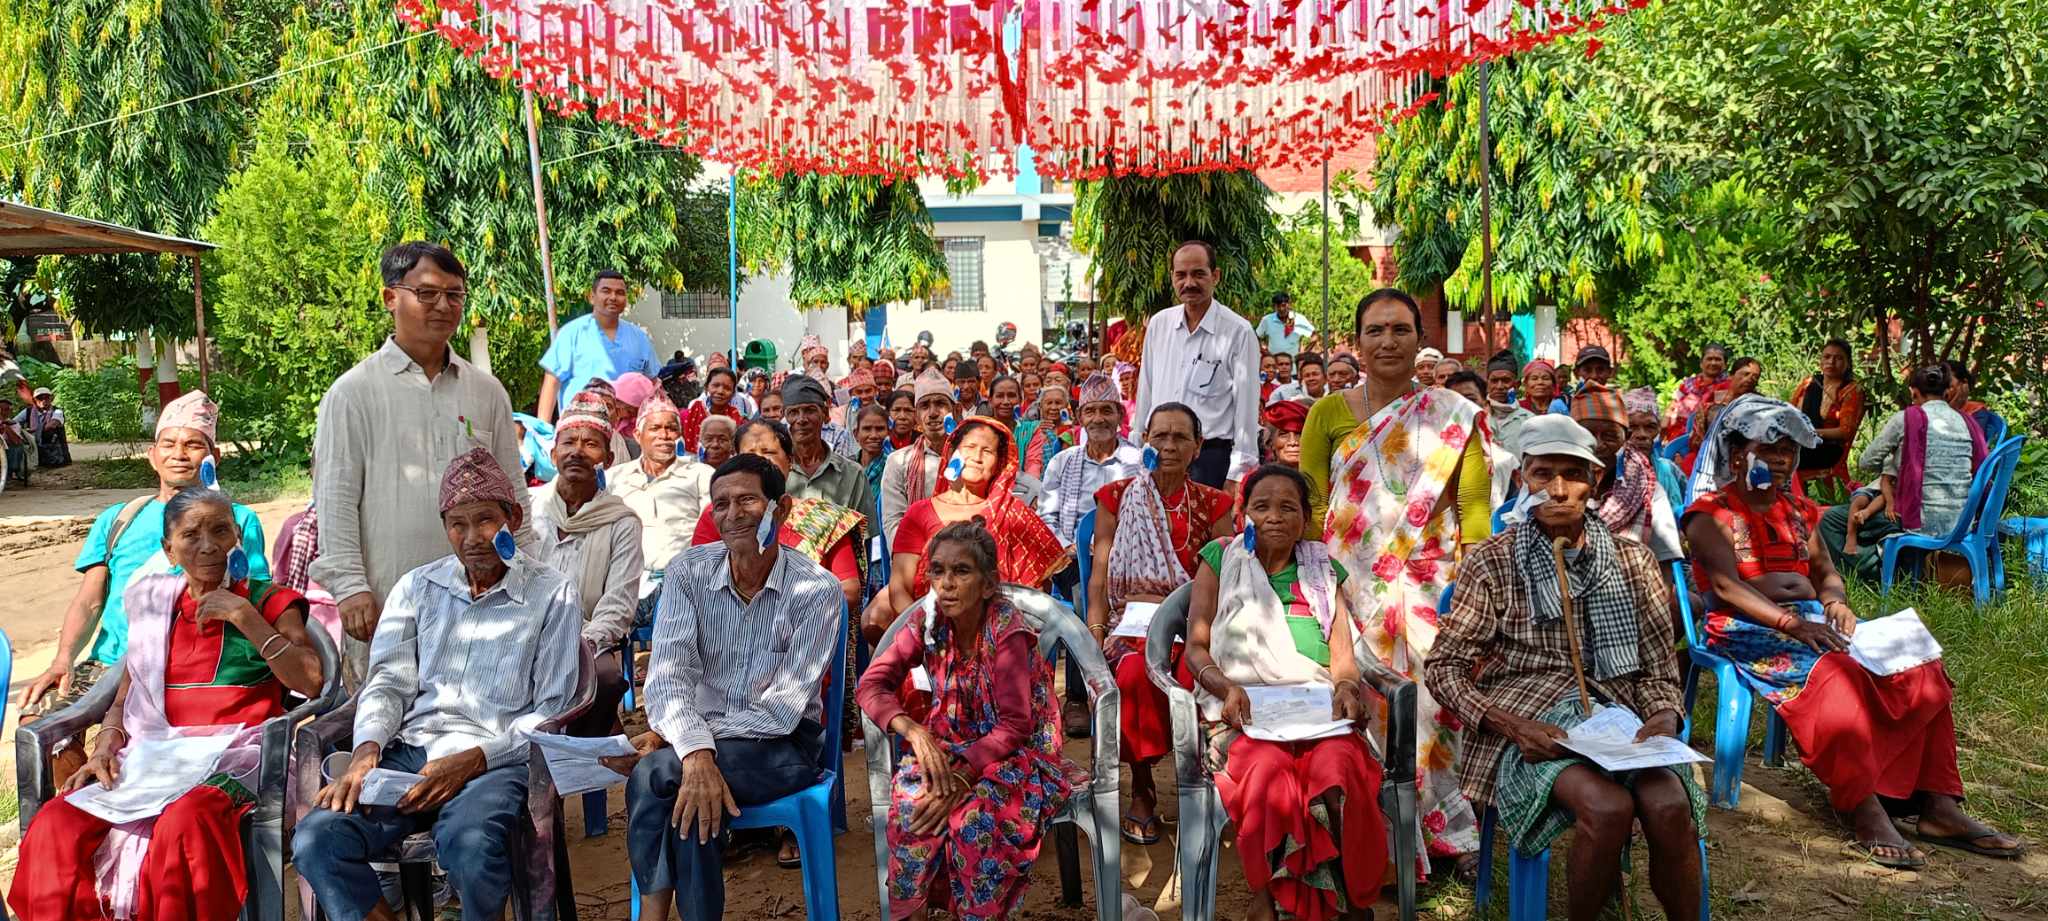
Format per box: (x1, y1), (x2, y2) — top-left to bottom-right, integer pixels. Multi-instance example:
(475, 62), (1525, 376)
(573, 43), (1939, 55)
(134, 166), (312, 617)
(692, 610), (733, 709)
(1254, 174), (1379, 336)
(736, 174), (948, 313)
(0, 0), (243, 337)
(204, 23), (389, 456)
(1073, 171), (1279, 319)
(1369, 43), (1664, 341)
(1595, 0), (2048, 393)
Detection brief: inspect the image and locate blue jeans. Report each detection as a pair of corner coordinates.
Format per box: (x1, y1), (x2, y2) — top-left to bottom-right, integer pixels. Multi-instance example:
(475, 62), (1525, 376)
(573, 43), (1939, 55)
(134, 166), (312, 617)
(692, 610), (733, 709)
(626, 723), (822, 920)
(293, 742), (529, 921)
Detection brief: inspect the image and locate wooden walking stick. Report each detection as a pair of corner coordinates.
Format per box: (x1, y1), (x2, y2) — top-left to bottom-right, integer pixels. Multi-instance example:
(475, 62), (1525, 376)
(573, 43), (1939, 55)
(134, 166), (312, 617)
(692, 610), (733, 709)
(1553, 534), (1636, 921)
(1551, 535), (1594, 718)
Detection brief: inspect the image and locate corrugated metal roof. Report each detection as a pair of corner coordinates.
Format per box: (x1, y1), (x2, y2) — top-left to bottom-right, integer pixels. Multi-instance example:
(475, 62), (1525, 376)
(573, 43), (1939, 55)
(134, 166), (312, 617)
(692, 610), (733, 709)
(0, 199), (214, 257)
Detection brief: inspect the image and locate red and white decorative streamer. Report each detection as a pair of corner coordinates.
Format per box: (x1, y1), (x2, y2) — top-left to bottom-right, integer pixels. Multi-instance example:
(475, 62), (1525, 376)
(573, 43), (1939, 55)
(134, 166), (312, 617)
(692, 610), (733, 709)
(401, 0), (1645, 179)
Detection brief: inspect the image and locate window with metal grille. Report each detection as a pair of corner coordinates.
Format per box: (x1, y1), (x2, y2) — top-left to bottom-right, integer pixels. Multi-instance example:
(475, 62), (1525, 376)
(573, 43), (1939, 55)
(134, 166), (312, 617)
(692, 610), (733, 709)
(927, 237), (985, 312)
(661, 289), (730, 319)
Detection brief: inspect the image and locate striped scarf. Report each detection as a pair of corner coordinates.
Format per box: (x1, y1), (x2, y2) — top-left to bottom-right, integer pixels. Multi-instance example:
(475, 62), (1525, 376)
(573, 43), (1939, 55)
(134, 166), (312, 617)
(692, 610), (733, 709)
(1513, 518), (1641, 682)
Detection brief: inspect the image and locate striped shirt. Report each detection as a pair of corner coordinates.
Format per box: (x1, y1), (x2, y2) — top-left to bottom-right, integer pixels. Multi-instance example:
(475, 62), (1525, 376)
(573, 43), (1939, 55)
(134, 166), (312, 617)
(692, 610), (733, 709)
(644, 542), (844, 756)
(355, 553), (584, 768)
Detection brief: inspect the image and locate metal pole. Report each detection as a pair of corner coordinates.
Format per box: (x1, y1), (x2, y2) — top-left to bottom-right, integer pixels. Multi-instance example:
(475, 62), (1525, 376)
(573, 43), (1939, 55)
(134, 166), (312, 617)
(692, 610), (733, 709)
(727, 174), (739, 363)
(1478, 63), (1495, 354)
(191, 255), (209, 392)
(1320, 159), (1331, 342)
(523, 88), (560, 335)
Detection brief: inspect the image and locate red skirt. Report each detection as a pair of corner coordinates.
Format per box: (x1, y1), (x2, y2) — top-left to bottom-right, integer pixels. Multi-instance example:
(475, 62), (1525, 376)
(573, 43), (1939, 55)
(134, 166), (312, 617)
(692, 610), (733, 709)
(1215, 732), (1389, 921)
(9, 784), (251, 921)
(1113, 638), (1189, 766)
(1776, 656), (1964, 811)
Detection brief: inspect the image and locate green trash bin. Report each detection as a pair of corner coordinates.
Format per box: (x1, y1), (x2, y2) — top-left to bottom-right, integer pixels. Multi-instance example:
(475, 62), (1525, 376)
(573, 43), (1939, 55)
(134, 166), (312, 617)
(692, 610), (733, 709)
(742, 338), (778, 371)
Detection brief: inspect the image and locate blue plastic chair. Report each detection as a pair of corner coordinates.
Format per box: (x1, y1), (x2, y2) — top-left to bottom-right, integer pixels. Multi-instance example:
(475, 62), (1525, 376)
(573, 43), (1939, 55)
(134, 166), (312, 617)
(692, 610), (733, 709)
(1074, 509), (1097, 602)
(1673, 560), (1788, 808)
(1476, 807), (1710, 921)
(1881, 435), (2027, 605)
(627, 604), (850, 921)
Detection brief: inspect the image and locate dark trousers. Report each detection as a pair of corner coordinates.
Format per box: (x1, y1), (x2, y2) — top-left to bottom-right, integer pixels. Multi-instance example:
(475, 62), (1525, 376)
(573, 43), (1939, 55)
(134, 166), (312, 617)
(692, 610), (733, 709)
(293, 742), (529, 921)
(568, 649), (627, 739)
(625, 723), (823, 920)
(1190, 437), (1235, 488)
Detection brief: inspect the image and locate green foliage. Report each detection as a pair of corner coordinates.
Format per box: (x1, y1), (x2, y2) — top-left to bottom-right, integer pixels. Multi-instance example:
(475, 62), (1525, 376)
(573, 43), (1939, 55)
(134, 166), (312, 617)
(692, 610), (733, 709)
(19, 354), (143, 441)
(1073, 171), (1280, 319)
(0, 0), (243, 336)
(1593, 0), (2048, 389)
(737, 174), (947, 312)
(1255, 185), (1380, 337)
(1370, 44), (1662, 319)
(204, 55), (389, 455)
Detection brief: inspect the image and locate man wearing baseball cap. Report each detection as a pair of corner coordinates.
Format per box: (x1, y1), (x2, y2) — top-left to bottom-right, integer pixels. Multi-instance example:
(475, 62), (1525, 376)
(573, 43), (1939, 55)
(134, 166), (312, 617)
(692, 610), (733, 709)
(1550, 344), (1617, 414)
(1426, 413), (1703, 921)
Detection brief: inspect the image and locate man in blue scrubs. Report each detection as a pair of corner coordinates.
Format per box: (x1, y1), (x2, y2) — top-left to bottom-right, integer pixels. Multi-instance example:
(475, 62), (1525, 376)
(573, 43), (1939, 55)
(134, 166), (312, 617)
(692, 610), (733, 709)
(537, 270), (661, 423)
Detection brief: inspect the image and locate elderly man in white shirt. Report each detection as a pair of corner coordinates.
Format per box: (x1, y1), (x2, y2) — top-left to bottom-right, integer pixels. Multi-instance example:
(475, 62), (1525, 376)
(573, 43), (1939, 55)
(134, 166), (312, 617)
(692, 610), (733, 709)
(295, 447), (583, 921)
(1132, 240), (1262, 489)
(311, 243), (531, 684)
(605, 454), (843, 921)
(534, 389), (642, 738)
(609, 390), (712, 605)
(1038, 371), (1143, 731)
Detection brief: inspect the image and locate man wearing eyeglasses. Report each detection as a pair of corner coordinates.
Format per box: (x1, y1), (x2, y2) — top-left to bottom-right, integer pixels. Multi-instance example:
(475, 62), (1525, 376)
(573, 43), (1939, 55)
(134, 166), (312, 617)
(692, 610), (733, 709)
(1132, 240), (1261, 490)
(536, 270), (660, 424)
(311, 242), (533, 683)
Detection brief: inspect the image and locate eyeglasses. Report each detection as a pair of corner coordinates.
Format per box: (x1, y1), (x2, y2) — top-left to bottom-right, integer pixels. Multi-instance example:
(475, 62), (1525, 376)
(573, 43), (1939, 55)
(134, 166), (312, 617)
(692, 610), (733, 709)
(389, 284), (469, 308)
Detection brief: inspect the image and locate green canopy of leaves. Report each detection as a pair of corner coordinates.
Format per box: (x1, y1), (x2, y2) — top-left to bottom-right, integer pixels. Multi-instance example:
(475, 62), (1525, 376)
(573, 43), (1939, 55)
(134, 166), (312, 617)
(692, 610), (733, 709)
(1073, 171), (1280, 319)
(736, 174), (947, 313)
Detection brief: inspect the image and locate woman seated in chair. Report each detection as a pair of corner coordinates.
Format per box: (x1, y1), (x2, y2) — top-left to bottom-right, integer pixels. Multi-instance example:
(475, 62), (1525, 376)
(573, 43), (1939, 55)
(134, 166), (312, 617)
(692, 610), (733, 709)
(1086, 402), (1237, 845)
(11, 487), (325, 921)
(1184, 465), (1388, 921)
(863, 416), (1065, 640)
(1682, 396), (2019, 868)
(858, 521), (1072, 920)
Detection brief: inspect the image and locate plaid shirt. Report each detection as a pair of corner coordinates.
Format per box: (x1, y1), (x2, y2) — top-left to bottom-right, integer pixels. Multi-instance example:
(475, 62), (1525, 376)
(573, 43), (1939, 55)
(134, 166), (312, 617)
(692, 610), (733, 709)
(1423, 524), (1686, 809)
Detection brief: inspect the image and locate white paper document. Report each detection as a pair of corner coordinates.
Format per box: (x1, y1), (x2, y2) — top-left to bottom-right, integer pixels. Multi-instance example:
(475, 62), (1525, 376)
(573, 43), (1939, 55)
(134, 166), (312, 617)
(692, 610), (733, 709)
(1240, 684), (1356, 743)
(1558, 706), (1709, 772)
(1847, 608), (1943, 676)
(532, 733), (636, 796)
(357, 768), (428, 807)
(910, 666), (932, 692)
(1111, 602), (1160, 639)
(66, 732), (239, 824)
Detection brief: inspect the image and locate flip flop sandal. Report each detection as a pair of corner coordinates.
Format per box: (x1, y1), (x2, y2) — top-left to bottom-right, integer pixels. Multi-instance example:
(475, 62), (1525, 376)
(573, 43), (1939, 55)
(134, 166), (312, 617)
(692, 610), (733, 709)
(1897, 819), (2025, 858)
(1849, 840), (1926, 870)
(1121, 815), (1162, 846)
(777, 833), (803, 869)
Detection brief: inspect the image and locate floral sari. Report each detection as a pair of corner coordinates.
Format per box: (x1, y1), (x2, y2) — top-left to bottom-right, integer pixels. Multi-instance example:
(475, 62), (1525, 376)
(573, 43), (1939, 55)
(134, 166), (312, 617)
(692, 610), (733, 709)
(1324, 389), (1491, 863)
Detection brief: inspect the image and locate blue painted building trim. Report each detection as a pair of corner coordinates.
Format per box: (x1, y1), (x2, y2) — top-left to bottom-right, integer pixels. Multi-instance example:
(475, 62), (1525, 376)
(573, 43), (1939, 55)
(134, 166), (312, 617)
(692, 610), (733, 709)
(931, 205), (1025, 223)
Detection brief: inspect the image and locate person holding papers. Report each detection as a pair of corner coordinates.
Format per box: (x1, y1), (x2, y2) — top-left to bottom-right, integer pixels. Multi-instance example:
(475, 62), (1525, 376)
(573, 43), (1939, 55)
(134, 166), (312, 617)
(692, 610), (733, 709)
(1182, 465), (1388, 921)
(856, 521), (1071, 920)
(293, 448), (584, 921)
(1086, 403), (1236, 845)
(1681, 396), (2020, 868)
(12, 487), (324, 921)
(1425, 416), (1705, 921)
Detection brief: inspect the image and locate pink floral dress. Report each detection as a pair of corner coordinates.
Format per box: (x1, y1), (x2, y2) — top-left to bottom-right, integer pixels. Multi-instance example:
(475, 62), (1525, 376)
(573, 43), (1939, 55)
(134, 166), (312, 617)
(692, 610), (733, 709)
(1324, 388), (1494, 868)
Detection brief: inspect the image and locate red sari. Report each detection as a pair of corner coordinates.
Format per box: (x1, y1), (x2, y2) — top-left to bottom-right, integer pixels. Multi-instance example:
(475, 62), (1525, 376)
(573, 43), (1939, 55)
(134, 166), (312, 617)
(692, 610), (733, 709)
(11, 578), (305, 921)
(1096, 474), (1234, 765)
(680, 399), (744, 454)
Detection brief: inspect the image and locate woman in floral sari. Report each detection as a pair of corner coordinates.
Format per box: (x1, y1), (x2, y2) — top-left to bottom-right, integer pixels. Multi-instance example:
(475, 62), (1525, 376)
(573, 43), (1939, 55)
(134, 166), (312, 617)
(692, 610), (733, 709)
(12, 487), (325, 921)
(1298, 288), (1499, 872)
(858, 521), (1070, 920)
(1013, 385), (1076, 479)
(1085, 403), (1236, 844)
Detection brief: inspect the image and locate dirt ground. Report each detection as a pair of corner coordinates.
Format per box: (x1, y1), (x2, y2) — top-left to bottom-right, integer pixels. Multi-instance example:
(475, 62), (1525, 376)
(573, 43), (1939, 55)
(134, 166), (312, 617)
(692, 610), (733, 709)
(2, 480), (2044, 919)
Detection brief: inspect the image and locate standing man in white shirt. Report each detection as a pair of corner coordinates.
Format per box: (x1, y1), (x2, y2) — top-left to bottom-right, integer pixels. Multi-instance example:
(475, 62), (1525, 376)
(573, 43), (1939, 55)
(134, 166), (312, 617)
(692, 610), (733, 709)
(1253, 291), (1314, 357)
(312, 243), (531, 684)
(1133, 240), (1262, 490)
(536, 270), (661, 424)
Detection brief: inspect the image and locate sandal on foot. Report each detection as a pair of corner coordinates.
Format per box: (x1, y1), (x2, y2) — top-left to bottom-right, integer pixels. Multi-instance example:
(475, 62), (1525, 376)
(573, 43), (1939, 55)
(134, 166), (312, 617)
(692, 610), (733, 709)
(776, 833), (802, 869)
(1121, 815), (1162, 846)
(1849, 840), (1926, 869)
(1897, 818), (2025, 859)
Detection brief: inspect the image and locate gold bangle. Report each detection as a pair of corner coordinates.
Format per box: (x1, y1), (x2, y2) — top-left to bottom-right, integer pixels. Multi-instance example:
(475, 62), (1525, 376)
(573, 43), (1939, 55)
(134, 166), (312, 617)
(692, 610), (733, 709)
(1196, 664), (1225, 689)
(1088, 623), (1108, 637)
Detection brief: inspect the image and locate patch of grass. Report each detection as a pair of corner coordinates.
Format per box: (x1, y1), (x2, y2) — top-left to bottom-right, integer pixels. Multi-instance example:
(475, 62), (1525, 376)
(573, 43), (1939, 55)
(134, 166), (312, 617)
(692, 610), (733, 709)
(0, 784), (16, 827)
(80, 454), (312, 504)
